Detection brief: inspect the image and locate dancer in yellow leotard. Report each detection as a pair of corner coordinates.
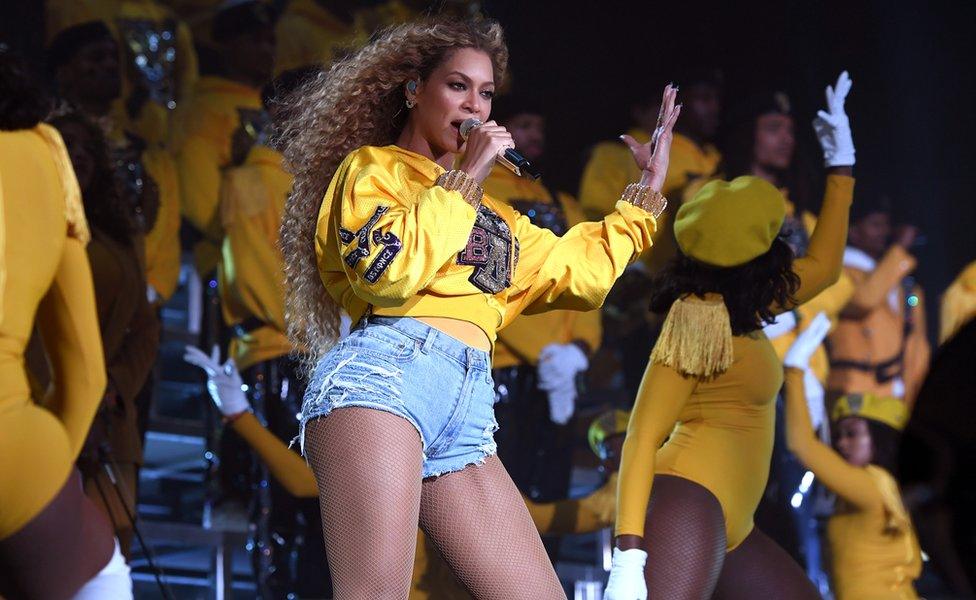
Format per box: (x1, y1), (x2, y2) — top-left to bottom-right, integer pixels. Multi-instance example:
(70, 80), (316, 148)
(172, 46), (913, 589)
(0, 49), (130, 598)
(784, 312), (921, 599)
(606, 71), (856, 600)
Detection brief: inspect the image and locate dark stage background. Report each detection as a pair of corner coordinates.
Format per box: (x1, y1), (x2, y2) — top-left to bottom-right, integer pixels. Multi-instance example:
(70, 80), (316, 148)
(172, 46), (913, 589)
(4, 0), (975, 341)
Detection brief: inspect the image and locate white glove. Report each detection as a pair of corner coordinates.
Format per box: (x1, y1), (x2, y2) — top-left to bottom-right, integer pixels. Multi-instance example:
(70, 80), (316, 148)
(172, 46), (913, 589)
(183, 345), (250, 416)
(783, 312), (831, 369)
(537, 343), (589, 425)
(537, 343), (588, 386)
(813, 70), (855, 167)
(604, 547), (648, 600)
(804, 367), (827, 429)
(545, 378), (576, 425)
(762, 311), (797, 341)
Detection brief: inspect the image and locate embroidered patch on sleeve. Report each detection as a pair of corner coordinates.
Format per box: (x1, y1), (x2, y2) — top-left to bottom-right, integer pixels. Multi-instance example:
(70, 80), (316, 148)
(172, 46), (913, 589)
(339, 206), (402, 283)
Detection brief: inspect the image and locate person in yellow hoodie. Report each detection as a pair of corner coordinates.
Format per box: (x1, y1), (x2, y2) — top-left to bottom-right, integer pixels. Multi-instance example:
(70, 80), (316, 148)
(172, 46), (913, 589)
(0, 49), (131, 598)
(829, 198), (930, 409)
(172, 0), (274, 275)
(184, 343), (625, 599)
(217, 65), (332, 598)
(784, 313), (921, 599)
(45, 0), (199, 147)
(277, 17), (675, 597)
(939, 260), (976, 344)
(482, 95), (602, 507)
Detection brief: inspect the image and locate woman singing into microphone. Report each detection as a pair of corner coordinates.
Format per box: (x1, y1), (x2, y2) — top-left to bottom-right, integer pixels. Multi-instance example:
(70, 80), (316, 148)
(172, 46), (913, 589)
(278, 17), (678, 598)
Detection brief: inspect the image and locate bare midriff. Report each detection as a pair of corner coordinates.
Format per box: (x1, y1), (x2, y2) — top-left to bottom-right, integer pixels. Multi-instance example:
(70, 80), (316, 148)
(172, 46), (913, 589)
(415, 317), (492, 352)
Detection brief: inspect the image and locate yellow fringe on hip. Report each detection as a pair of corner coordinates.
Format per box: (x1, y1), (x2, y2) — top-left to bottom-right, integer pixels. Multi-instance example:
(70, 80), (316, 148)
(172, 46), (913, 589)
(650, 294), (734, 379)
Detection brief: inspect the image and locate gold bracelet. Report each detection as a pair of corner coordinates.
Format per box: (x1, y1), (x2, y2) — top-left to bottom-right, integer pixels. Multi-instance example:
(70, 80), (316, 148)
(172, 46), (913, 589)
(621, 183), (667, 218)
(436, 170), (484, 208)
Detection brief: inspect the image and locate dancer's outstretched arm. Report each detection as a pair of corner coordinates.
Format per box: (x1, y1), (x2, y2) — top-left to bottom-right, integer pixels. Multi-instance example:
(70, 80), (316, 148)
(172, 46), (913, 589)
(775, 71), (857, 312)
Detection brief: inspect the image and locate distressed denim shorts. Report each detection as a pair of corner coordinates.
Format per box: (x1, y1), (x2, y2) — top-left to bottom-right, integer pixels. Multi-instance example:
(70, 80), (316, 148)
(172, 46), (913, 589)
(299, 316), (498, 478)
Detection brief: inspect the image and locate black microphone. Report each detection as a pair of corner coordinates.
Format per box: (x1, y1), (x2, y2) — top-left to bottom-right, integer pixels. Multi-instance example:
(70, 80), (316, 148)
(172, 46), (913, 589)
(459, 118), (540, 180)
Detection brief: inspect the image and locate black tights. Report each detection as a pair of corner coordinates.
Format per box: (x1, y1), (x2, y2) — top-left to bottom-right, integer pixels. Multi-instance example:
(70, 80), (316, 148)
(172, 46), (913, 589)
(643, 475), (821, 599)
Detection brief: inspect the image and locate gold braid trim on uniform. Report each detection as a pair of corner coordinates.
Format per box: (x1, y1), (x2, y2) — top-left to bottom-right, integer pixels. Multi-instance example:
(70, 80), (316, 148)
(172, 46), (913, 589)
(37, 124), (90, 244)
(621, 183), (667, 219)
(650, 294), (733, 378)
(436, 169), (484, 209)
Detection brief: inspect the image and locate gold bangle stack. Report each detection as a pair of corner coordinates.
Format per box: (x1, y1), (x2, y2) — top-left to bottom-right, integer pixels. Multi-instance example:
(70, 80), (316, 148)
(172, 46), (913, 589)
(621, 183), (668, 218)
(436, 170), (484, 209)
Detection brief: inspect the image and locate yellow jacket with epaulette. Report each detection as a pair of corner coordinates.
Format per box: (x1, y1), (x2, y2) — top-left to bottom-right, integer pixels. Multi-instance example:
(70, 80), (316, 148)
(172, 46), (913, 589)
(315, 145), (658, 347)
(172, 76), (262, 275)
(219, 145), (292, 370)
(483, 165), (602, 367)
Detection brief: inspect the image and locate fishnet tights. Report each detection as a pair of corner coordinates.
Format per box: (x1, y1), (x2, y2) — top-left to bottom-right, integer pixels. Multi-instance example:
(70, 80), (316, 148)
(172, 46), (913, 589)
(643, 475), (727, 599)
(305, 408), (565, 599)
(643, 475), (820, 599)
(305, 409), (424, 599)
(713, 528), (821, 599)
(420, 454), (565, 599)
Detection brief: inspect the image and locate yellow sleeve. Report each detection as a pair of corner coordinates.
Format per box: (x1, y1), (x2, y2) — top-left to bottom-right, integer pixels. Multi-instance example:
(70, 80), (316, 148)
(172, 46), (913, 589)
(570, 308), (603, 354)
(505, 201), (657, 320)
(779, 175), (855, 311)
(0, 175), (5, 322)
(177, 133), (224, 240)
(579, 143), (632, 221)
(904, 287), (930, 411)
(615, 362), (697, 537)
(220, 167), (287, 332)
(939, 263), (976, 343)
(843, 245), (916, 317)
(175, 20), (199, 108)
(528, 473), (617, 535)
(143, 149), (182, 301)
(783, 368), (882, 510)
(36, 238), (108, 459)
(319, 152), (478, 307)
(232, 412), (318, 498)
(797, 271), (855, 323)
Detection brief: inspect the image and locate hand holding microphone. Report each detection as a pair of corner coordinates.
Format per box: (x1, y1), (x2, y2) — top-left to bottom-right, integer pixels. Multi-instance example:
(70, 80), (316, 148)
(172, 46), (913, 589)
(458, 119), (538, 183)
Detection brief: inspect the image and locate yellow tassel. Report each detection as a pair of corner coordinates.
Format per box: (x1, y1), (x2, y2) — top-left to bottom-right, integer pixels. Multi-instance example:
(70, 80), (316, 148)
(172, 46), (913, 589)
(650, 294), (734, 378)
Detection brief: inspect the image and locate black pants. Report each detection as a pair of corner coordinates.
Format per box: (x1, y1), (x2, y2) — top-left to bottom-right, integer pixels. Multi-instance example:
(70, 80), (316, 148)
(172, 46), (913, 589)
(242, 355), (332, 600)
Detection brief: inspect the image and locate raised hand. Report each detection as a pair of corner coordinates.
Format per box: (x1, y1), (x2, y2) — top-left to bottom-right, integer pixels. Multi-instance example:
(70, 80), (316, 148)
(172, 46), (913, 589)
(621, 84), (681, 191)
(813, 71), (855, 167)
(183, 345), (250, 417)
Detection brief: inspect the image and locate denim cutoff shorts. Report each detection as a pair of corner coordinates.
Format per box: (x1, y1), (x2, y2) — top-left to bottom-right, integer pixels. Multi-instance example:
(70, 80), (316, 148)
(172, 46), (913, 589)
(298, 316), (498, 478)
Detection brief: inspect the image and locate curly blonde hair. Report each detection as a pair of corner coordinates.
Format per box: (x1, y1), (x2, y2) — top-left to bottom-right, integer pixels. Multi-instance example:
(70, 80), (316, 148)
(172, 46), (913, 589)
(277, 17), (508, 367)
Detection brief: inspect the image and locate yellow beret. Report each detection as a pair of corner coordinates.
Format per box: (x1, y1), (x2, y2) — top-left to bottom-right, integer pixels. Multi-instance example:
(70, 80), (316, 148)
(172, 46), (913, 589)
(675, 176), (786, 267)
(588, 409), (630, 459)
(831, 393), (909, 431)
